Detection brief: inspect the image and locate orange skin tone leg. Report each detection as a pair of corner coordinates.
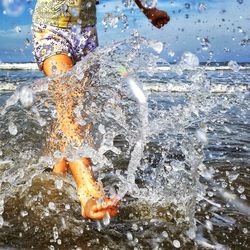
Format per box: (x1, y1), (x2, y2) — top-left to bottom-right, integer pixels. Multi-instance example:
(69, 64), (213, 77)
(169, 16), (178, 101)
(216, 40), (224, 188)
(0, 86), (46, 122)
(43, 54), (73, 76)
(43, 54), (118, 220)
(53, 158), (68, 174)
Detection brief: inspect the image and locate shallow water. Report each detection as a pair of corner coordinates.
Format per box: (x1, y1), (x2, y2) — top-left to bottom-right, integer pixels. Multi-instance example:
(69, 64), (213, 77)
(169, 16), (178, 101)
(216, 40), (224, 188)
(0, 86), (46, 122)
(0, 40), (249, 249)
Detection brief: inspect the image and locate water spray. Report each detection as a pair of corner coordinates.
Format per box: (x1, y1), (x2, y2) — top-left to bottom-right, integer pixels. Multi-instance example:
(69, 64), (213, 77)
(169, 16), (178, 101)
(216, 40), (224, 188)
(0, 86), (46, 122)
(116, 65), (149, 200)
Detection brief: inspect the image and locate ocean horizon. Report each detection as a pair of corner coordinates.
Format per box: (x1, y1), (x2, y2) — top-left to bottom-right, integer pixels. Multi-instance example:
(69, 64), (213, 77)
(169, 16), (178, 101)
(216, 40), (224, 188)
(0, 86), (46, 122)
(0, 61), (250, 71)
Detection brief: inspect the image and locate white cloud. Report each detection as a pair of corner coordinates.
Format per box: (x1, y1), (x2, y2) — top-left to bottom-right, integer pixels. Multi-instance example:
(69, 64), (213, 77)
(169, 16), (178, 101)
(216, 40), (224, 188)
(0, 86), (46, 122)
(0, 25), (31, 39)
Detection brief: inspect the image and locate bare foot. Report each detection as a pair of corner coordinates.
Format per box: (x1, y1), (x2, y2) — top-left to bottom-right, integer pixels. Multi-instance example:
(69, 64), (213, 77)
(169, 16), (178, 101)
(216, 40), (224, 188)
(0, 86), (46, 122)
(82, 196), (119, 220)
(54, 157), (120, 220)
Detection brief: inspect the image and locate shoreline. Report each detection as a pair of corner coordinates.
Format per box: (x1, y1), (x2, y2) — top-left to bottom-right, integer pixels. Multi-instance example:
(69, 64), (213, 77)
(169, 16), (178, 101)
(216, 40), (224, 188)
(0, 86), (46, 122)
(0, 63), (38, 70)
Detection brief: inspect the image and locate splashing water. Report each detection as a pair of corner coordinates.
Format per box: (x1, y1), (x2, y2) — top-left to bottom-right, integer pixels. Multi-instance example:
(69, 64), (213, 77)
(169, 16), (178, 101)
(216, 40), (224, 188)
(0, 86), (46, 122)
(0, 36), (249, 249)
(140, 0), (158, 9)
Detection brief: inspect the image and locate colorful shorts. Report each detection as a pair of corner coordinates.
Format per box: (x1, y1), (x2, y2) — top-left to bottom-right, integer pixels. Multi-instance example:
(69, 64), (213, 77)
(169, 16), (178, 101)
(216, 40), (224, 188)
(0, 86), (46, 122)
(32, 23), (98, 70)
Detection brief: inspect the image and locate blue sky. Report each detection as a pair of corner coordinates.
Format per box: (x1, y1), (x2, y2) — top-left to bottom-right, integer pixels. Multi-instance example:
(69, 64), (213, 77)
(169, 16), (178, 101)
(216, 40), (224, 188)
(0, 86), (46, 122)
(0, 0), (249, 63)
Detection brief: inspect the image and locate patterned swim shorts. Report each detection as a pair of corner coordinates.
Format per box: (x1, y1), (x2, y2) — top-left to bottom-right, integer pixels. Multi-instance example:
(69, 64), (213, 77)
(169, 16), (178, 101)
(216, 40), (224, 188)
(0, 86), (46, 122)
(32, 23), (98, 70)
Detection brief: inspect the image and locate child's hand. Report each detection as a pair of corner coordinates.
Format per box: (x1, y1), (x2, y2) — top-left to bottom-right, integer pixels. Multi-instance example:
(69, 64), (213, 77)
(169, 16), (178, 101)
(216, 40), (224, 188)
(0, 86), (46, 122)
(143, 8), (170, 29)
(82, 196), (119, 220)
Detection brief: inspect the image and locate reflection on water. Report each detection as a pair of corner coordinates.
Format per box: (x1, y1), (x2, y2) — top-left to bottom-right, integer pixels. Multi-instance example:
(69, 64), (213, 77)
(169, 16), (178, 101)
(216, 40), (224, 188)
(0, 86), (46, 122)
(0, 38), (249, 249)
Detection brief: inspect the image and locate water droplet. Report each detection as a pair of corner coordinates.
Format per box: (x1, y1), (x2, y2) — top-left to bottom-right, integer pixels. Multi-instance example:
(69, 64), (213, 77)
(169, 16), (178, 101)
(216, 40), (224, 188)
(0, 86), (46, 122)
(61, 4), (69, 16)
(122, 0), (132, 7)
(224, 126), (231, 133)
(161, 231), (168, 238)
(127, 231), (133, 241)
(28, 8), (33, 15)
(86, 2), (92, 8)
(180, 51), (199, 69)
(240, 38), (250, 46)
(98, 124), (106, 134)
(102, 212), (110, 226)
(198, 2), (207, 12)
(184, 3), (191, 9)
(228, 60), (240, 72)
(65, 204), (70, 210)
(200, 37), (211, 51)
(132, 223), (138, 231)
(96, 220), (102, 231)
(102, 13), (119, 29)
(0, 199), (4, 215)
(38, 117), (46, 127)
(207, 191), (214, 197)
(237, 0), (244, 4)
(20, 86), (34, 108)
(53, 226), (59, 240)
(228, 173), (239, 183)
(238, 26), (244, 33)
(142, 0), (157, 8)
(8, 122), (18, 135)
(205, 220), (213, 231)
(25, 38), (31, 47)
(2, 0), (26, 16)
(71, 24), (81, 34)
(173, 239), (181, 248)
(168, 49), (175, 57)
(127, 77), (147, 104)
(196, 129), (208, 144)
(71, 7), (79, 17)
(15, 26), (21, 33)
(237, 186), (245, 194)
(55, 179), (63, 189)
(148, 40), (164, 54)
(20, 210), (28, 217)
(48, 202), (56, 210)
(240, 194), (246, 200)
(0, 216), (4, 228)
(51, 65), (57, 74)
(222, 181), (228, 188)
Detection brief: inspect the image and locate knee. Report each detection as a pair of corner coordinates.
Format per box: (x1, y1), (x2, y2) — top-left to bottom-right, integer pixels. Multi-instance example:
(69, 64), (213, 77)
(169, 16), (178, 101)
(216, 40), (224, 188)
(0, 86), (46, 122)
(43, 54), (73, 76)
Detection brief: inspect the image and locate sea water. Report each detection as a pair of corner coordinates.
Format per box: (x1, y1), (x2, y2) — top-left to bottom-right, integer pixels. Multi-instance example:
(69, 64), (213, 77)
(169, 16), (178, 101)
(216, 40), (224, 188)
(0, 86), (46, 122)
(0, 38), (249, 249)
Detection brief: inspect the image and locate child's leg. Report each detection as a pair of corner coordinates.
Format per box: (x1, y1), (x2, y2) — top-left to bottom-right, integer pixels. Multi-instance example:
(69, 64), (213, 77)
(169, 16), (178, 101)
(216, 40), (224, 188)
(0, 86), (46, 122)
(53, 158), (68, 174)
(69, 158), (118, 219)
(43, 54), (78, 174)
(43, 54), (118, 219)
(69, 158), (103, 201)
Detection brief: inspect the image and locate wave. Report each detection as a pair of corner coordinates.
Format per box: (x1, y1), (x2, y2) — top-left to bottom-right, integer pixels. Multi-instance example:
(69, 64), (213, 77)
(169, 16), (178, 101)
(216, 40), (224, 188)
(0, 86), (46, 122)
(0, 63), (38, 70)
(157, 65), (250, 71)
(143, 83), (250, 93)
(1, 63), (250, 71)
(1, 82), (249, 94)
(0, 83), (17, 92)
